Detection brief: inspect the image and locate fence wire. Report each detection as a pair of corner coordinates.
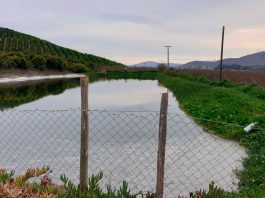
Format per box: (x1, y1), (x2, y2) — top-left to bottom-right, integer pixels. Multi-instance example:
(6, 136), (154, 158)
(0, 108), (262, 197)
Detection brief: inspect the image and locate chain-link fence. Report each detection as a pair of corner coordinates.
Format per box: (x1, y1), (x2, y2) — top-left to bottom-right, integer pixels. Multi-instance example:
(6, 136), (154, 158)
(0, 108), (258, 197)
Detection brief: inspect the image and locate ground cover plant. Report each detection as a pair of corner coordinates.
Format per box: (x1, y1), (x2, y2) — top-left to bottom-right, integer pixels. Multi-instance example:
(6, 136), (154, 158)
(1, 167), (240, 198)
(0, 168), (155, 198)
(158, 75), (265, 197)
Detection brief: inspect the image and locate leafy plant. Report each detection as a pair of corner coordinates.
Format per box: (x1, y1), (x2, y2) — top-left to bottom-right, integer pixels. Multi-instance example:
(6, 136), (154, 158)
(14, 166), (50, 186)
(0, 168), (15, 183)
(183, 182), (241, 198)
(0, 166), (60, 197)
(61, 172), (134, 198)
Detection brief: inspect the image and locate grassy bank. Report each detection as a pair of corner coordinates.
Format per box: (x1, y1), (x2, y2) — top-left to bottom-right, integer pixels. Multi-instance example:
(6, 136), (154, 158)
(106, 70), (164, 80)
(105, 71), (265, 197)
(159, 75), (265, 197)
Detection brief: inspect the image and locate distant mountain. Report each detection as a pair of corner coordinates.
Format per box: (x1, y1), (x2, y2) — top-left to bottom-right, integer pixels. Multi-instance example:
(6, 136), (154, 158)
(132, 61), (182, 68)
(133, 61), (159, 67)
(181, 61), (218, 69)
(0, 27), (123, 70)
(181, 51), (265, 70)
(169, 63), (183, 67)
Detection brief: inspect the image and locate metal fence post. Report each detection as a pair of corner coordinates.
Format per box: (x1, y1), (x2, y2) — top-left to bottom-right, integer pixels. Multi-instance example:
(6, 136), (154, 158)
(156, 93), (168, 198)
(80, 76), (89, 191)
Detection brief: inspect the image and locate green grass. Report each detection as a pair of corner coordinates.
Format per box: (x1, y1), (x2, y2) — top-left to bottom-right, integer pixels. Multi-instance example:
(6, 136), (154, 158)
(159, 76), (265, 198)
(105, 71), (265, 197)
(106, 70), (165, 80)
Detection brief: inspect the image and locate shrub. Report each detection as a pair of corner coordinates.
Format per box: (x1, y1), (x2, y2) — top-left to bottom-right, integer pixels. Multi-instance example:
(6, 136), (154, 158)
(46, 55), (67, 70)
(185, 182), (240, 198)
(0, 166), (59, 197)
(61, 172), (134, 198)
(2, 56), (17, 69)
(158, 63), (167, 72)
(32, 54), (46, 70)
(67, 63), (89, 73)
(14, 55), (31, 69)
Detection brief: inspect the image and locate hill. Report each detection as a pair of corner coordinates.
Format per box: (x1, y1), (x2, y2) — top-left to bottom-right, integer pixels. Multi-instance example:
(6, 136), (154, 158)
(0, 27), (123, 72)
(133, 61), (159, 67)
(182, 51), (265, 70)
(132, 61), (182, 68)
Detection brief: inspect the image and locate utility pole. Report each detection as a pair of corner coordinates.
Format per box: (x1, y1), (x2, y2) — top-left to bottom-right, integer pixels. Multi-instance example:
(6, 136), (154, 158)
(219, 26), (225, 81)
(164, 46), (172, 68)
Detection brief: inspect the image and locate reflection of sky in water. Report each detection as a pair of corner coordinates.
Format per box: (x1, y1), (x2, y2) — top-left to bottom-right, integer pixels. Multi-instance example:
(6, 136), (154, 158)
(0, 79), (246, 197)
(17, 80), (180, 113)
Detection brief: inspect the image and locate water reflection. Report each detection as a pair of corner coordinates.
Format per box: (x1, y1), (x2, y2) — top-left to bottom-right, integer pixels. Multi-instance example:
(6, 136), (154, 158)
(0, 79), (246, 197)
(0, 78), (80, 109)
(16, 79), (182, 113)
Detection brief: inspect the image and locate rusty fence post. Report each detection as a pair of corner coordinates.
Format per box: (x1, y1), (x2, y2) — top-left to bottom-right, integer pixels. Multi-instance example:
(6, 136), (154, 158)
(156, 93), (168, 198)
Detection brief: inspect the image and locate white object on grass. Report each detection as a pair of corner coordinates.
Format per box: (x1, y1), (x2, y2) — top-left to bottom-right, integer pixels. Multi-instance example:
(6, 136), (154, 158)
(244, 122), (257, 133)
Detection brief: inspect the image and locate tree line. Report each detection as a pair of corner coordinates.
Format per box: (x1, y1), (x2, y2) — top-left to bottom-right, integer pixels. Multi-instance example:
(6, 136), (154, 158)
(0, 52), (89, 73)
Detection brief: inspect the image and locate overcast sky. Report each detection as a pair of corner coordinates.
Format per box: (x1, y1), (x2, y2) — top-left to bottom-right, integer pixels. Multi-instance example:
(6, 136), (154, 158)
(1, 0), (265, 65)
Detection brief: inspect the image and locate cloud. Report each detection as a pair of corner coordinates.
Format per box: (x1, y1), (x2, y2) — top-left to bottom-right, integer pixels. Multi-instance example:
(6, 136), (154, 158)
(0, 0), (265, 64)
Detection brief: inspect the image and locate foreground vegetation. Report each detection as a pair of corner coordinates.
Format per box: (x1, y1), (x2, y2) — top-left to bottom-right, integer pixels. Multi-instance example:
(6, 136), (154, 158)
(0, 167), (240, 198)
(159, 75), (265, 197)
(0, 167), (136, 198)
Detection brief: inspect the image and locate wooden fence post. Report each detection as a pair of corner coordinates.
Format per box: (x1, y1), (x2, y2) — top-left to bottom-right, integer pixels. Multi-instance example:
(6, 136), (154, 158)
(156, 93), (168, 198)
(80, 76), (89, 191)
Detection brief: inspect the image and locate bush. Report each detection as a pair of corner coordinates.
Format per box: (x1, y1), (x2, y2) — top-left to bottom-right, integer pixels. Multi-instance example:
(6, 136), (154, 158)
(158, 63), (167, 72)
(45, 55), (67, 70)
(61, 172), (152, 198)
(67, 63), (89, 73)
(0, 51), (101, 72)
(3, 57), (17, 69)
(184, 182), (240, 198)
(32, 55), (46, 70)
(14, 55), (31, 69)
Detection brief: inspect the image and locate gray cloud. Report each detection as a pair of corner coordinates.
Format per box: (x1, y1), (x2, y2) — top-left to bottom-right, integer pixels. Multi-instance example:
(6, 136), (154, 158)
(0, 0), (265, 64)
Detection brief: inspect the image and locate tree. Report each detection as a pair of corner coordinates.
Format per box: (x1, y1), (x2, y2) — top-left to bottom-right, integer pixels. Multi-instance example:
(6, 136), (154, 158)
(32, 55), (46, 70)
(157, 63), (167, 72)
(67, 63), (89, 73)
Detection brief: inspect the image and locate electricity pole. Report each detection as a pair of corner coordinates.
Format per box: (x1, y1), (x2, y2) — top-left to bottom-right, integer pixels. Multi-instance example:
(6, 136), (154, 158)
(219, 26), (225, 81)
(164, 46), (172, 68)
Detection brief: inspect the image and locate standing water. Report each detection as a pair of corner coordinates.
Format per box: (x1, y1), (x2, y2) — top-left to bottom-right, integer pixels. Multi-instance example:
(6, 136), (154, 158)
(0, 79), (246, 196)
